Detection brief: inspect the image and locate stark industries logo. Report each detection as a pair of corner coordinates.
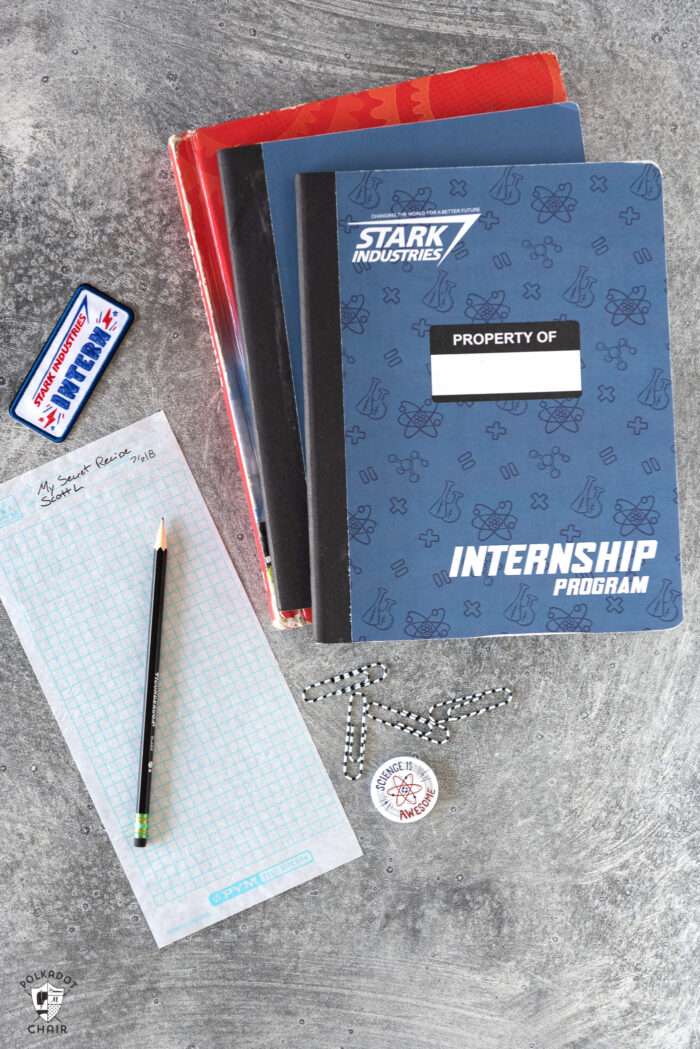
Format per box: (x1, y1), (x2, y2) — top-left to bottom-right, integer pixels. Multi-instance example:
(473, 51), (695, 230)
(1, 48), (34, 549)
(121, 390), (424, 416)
(350, 211), (480, 265)
(20, 970), (77, 1035)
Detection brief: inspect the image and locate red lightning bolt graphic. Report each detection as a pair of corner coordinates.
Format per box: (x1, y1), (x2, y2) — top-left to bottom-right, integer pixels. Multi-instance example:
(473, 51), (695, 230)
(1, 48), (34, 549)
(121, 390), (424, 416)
(102, 308), (113, 329)
(43, 408), (58, 429)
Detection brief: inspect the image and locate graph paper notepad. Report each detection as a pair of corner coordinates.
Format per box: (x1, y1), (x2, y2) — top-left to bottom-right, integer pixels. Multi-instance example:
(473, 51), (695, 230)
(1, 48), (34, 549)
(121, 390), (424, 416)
(0, 412), (360, 946)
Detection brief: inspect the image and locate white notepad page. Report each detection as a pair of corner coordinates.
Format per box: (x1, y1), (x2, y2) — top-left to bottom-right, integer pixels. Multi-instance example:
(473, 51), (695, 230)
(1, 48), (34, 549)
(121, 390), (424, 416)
(0, 412), (360, 946)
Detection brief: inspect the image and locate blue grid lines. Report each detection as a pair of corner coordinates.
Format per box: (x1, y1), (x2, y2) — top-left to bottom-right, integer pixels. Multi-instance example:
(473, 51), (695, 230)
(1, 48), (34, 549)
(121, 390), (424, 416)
(0, 456), (346, 907)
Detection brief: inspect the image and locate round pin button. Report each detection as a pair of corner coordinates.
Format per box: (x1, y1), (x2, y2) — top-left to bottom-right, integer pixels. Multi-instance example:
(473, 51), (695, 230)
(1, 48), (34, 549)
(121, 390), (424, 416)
(370, 756), (439, 823)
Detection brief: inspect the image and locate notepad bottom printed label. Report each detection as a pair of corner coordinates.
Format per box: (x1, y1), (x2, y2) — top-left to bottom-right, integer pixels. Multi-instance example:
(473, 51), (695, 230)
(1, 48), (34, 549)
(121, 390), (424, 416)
(209, 851), (314, 906)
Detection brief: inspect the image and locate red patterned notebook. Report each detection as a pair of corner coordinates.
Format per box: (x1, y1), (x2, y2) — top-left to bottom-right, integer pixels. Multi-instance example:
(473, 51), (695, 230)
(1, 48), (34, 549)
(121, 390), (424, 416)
(168, 52), (567, 626)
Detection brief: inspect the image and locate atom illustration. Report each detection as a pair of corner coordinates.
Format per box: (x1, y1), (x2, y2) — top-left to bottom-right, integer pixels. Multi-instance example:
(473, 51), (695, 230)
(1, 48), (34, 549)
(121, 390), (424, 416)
(464, 290), (510, 322)
(471, 500), (517, 541)
(538, 399), (584, 434)
(404, 608), (451, 639)
(613, 496), (660, 537)
(347, 504), (376, 545)
(340, 294), (370, 334)
(387, 773), (423, 807)
(397, 399), (444, 439)
(531, 182), (577, 223)
(547, 603), (593, 633)
(605, 285), (651, 326)
(391, 187), (436, 215)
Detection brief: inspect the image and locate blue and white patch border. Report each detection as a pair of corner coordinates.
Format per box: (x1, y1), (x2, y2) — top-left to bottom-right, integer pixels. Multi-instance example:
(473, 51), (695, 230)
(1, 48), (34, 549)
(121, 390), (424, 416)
(9, 283), (134, 442)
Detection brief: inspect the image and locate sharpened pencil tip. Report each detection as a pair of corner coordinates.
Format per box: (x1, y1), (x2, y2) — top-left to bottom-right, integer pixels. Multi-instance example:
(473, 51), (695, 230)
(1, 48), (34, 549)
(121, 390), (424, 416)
(155, 517), (167, 550)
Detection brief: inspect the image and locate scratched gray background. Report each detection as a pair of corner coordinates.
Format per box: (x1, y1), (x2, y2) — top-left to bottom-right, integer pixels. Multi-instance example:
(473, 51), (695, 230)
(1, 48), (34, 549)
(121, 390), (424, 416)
(1, 2), (698, 1047)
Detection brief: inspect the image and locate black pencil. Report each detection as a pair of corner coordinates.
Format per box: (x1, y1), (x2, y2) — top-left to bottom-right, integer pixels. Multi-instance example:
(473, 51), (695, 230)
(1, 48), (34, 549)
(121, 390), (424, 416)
(134, 518), (168, 847)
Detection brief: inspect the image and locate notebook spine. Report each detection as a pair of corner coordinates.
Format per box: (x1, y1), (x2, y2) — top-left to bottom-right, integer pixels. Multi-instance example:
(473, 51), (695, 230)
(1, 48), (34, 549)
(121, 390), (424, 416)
(168, 133), (306, 627)
(218, 145), (311, 613)
(297, 173), (352, 642)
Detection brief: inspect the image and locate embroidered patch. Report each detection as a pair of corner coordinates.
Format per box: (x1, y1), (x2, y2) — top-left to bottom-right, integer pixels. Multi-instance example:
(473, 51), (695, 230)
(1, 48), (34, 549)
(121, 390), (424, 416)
(10, 285), (133, 441)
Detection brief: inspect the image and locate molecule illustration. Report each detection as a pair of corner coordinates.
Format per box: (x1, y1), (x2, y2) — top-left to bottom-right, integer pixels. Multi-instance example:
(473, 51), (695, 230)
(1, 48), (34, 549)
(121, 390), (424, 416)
(388, 449), (429, 483)
(529, 445), (570, 479)
(522, 235), (562, 268)
(596, 338), (638, 370)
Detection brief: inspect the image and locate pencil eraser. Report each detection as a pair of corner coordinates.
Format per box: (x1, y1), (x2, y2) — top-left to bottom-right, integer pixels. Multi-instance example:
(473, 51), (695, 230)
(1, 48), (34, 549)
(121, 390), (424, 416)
(9, 284), (133, 442)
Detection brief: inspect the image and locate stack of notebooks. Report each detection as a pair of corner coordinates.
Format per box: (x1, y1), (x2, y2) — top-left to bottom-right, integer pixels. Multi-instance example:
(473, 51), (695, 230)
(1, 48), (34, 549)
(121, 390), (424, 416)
(170, 52), (682, 642)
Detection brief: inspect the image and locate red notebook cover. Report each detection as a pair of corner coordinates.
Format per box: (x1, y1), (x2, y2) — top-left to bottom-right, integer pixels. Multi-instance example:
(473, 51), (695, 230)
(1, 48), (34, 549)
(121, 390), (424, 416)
(168, 52), (567, 627)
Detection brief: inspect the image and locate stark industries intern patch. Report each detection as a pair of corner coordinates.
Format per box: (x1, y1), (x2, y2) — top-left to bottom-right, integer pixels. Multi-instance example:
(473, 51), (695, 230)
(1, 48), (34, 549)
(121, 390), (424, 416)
(10, 284), (133, 441)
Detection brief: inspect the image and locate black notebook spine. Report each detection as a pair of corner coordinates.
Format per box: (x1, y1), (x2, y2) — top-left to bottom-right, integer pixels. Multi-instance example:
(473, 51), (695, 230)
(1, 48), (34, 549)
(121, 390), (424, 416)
(217, 144), (311, 613)
(296, 173), (351, 642)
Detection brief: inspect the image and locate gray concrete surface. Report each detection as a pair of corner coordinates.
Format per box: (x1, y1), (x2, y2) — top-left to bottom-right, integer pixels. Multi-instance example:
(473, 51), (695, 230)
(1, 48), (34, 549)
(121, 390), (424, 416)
(1, 2), (698, 1047)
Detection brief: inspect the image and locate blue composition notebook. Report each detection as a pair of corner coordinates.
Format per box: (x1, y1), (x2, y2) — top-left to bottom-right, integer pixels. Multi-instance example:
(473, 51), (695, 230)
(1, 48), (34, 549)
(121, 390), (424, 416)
(297, 161), (682, 642)
(217, 103), (585, 613)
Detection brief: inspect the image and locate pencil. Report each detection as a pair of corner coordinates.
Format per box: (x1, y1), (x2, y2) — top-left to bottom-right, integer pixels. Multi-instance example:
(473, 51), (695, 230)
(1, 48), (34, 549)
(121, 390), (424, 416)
(134, 517), (168, 847)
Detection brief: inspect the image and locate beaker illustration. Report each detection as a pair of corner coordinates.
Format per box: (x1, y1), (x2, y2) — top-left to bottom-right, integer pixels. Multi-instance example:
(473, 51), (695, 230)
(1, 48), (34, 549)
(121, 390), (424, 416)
(348, 170), (382, 210)
(355, 376), (388, 420)
(630, 163), (661, 201)
(645, 578), (680, 622)
(362, 586), (396, 631)
(503, 583), (537, 626)
(489, 165), (523, 205)
(422, 269), (456, 312)
(570, 475), (604, 519)
(429, 480), (463, 523)
(497, 399), (528, 416)
(638, 367), (670, 410)
(563, 264), (596, 308)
